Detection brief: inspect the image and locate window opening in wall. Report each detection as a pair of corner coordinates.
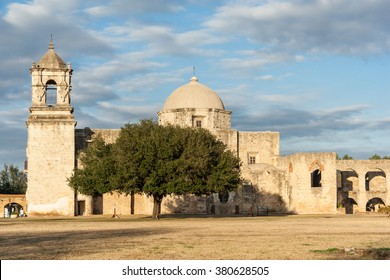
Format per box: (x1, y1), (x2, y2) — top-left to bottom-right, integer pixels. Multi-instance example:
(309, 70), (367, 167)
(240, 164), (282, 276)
(45, 80), (57, 106)
(219, 191), (229, 204)
(249, 156), (256, 165)
(311, 169), (322, 188)
(192, 117), (203, 128)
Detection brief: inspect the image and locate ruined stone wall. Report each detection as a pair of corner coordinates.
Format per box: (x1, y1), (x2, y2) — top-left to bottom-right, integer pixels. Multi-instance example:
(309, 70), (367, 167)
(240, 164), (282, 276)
(279, 153), (337, 214)
(336, 160), (390, 212)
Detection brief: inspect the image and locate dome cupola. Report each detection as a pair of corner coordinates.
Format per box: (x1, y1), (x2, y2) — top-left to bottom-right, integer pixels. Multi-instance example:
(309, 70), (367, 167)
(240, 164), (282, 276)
(162, 76), (225, 111)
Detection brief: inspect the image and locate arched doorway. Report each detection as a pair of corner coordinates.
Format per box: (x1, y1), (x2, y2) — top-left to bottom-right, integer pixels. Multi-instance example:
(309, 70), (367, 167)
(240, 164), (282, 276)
(366, 197), (385, 212)
(4, 202), (24, 218)
(344, 198), (358, 214)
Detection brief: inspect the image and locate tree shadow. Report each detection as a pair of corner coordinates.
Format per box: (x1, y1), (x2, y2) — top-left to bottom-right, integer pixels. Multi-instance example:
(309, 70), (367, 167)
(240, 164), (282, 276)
(162, 184), (295, 217)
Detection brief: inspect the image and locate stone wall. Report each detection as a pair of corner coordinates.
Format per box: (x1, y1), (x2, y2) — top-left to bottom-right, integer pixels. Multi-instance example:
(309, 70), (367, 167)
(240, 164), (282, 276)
(336, 160), (390, 213)
(158, 108), (231, 130)
(279, 152), (337, 214)
(237, 131), (280, 167)
(26, 118), (76, 216)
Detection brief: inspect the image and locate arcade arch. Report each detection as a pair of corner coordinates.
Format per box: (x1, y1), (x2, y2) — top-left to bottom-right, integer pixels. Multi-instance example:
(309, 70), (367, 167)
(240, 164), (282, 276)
(366, 197), (386, 212)
(365, 169), (386, 192)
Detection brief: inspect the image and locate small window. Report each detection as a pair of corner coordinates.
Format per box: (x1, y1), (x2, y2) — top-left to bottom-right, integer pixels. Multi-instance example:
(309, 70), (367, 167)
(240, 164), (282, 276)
(192, 117), (203, 128)
(311, 169), (322, 188)
(249, 156), (256, 165)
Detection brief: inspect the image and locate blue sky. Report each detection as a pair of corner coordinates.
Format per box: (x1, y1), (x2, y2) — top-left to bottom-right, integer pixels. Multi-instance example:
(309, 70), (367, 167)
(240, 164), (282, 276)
(1, 0), (390, 169)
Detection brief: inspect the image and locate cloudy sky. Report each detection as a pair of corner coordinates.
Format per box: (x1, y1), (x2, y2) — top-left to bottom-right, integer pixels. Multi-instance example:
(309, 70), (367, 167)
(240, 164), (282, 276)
(1, 0), (390, 169)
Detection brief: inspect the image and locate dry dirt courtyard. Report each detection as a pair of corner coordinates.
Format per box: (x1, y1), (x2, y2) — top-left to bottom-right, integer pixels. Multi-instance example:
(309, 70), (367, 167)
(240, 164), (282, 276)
(1, 213), (390, 260)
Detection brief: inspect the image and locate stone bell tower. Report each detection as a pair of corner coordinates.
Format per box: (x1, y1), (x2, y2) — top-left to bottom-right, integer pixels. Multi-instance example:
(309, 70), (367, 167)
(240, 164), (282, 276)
(26, 40), (76, 216)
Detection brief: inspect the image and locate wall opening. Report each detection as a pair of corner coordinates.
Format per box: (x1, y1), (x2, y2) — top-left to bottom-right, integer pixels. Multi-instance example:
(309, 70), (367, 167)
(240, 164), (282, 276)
(311, 169), (322, 188)
(219, 191), (229, 204)
(4, 202), (23, 218)
(77, 200), (86, 216)
(45, 80), (57, 106)
(192, 117), (203, 128)
(365, 170), (386, 192)
(344, 198), (358, 214)
(366, 197), (386, 212)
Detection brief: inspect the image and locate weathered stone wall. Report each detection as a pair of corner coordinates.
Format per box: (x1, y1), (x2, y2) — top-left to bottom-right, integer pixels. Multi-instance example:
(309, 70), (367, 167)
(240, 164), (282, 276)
(336, 160), (390, 212)
(240, 164), (290, 213)
(102, 192), (131, 215)
(238, 131), (280, 167)
(279, 153), (337, 214)
(158, 108), (231, 130)
(26, 118), (76, 216)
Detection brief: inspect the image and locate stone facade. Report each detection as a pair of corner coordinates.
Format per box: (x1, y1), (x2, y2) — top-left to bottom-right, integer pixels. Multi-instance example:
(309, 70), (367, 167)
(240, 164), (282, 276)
(22, 44), (389, 217)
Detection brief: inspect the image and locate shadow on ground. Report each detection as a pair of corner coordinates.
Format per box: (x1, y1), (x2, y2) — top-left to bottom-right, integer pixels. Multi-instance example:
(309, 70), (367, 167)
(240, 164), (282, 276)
(0, 227), (171, 260)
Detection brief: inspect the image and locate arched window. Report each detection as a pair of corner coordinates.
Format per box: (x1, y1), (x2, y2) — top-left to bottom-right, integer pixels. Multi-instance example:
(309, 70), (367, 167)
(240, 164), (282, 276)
(45, 80), (57, 106)
(309, 160), (324, 188)
(311, 169), (322, 188)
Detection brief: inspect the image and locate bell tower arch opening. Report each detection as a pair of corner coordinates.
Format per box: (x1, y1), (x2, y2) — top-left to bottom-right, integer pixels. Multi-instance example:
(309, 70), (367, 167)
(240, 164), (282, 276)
(45, 80), (57, 106)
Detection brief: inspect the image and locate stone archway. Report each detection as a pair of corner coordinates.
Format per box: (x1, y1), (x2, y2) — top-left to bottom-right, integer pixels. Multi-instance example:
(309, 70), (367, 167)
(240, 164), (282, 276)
(366, 197), (386, 212)
(0, 194), (27, 218)
(365, 170), (386, 192)
(4, 202), (24, 218)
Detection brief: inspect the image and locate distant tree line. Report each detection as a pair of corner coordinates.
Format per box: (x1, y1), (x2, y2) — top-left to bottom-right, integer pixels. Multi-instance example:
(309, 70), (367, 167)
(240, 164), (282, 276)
(0, 164), (27, 194)
(336, 154), (390, 160)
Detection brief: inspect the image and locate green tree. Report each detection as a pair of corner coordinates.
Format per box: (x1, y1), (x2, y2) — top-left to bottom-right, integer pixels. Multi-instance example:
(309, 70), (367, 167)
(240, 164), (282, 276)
(369, 154), (382, 160)
(69, 135), (117, 196)
(114, 119), (241, 219)
(342, 154), (353, 160)
(70, 119), (241, 219)
(0, 164), (27, 194)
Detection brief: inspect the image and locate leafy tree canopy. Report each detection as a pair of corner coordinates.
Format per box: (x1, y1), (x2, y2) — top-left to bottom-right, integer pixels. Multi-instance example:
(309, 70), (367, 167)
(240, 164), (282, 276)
(69, 135), (117, 196)
(0, 164), (27, 194)
(369, 154), (390, 160)
(69, 119), (241, 219)
(336, 154), (353, 160)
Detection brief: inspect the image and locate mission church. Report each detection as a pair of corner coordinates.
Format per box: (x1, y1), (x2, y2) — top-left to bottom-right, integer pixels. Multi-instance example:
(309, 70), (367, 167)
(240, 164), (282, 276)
(24, 42), (390, 217)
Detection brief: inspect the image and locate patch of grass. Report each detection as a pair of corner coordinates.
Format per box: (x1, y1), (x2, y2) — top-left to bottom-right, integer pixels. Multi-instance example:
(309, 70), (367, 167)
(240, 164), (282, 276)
(302, 244), (312, 246)
(312, 248), (339, 253)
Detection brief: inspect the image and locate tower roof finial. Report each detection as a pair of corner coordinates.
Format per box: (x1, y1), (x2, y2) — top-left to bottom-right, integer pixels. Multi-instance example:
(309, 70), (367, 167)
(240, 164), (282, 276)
(49, 34), (54, 49)
(190, 66), (198, 82)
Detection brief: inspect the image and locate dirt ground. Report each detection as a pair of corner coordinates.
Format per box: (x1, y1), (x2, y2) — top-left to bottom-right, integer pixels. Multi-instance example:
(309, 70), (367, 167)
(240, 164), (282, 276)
(1, 213), (390, 260)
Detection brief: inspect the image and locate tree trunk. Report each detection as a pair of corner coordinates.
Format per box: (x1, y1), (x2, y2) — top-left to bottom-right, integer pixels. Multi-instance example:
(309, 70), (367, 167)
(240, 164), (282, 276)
(152, 195), (163, 220)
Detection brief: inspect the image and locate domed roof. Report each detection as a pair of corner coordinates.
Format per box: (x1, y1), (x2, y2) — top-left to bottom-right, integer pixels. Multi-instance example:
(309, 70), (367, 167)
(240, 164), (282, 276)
(38, 40), (67, 69)
(162, 76), (225, 111)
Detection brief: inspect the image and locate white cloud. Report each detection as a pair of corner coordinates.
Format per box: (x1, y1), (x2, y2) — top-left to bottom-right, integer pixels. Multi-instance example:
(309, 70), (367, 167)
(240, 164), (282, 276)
(85, 0), (184, 17)
(205, 0), (390, 55)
